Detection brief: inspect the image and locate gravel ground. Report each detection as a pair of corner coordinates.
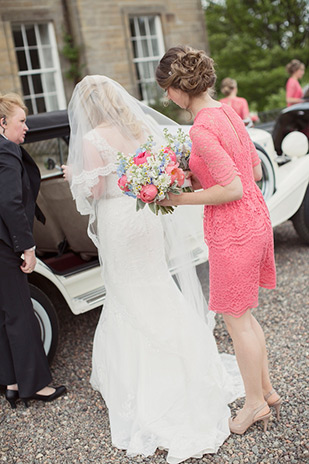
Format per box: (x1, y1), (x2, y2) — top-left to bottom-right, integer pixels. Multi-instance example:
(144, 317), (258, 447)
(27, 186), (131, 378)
(0, 221), (308, 464)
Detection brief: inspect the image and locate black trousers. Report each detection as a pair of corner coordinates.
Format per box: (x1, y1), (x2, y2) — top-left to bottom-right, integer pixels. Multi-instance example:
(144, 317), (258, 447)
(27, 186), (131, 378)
(0, 240), (52, 397)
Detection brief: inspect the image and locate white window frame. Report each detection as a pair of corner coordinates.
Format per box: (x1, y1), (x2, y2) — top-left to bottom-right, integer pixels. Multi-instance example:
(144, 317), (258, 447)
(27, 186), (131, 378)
(130, 15), (165, 103)
(12, 23), (66, 114)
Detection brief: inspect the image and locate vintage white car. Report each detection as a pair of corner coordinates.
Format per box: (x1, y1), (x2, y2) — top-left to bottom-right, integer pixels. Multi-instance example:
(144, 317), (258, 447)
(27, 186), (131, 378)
(23, 103), (309, 361)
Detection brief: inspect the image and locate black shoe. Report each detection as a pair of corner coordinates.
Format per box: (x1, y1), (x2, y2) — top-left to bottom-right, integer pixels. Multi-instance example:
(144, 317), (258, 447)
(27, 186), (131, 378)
(5, 389), (19, 409)
(22, 385), (67, 407)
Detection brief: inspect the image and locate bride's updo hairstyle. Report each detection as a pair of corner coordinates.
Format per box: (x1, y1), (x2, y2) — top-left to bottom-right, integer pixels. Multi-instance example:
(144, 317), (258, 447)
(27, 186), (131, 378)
(156, 45), (216, 96)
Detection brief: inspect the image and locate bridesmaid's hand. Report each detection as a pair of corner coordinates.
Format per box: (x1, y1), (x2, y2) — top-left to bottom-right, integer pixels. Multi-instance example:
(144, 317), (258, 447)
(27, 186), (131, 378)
(158, 193), (183, 207)
(186, 171), (202, 190)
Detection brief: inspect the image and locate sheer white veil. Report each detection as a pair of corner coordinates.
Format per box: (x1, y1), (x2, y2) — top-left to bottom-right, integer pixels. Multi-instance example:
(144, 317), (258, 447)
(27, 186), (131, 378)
(67, 75), (214, 328)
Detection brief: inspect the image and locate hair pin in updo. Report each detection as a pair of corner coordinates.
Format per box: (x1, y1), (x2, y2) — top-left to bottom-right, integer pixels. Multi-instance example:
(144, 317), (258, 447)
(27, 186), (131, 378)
(168, 71), (172, 76)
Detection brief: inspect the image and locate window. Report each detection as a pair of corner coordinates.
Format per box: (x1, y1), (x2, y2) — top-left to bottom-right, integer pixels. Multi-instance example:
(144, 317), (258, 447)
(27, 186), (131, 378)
(12, 23), (66, 114)
(129, 15), (165, 103)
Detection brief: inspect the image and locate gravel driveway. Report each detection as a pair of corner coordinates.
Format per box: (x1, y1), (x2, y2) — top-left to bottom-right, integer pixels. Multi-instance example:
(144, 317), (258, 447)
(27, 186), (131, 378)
(0, 221), (308, 464)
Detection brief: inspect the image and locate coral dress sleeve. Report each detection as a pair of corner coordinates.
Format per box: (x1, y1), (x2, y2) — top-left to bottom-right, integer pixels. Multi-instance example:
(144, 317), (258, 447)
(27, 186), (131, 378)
(190, 125), (241, 186)
(249, 139), (261, 167)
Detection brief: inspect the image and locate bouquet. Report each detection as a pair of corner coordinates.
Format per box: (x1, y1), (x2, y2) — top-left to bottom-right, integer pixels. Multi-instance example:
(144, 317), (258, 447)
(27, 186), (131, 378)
(117, 136), (186, 215)
(163, 127), (192, 172)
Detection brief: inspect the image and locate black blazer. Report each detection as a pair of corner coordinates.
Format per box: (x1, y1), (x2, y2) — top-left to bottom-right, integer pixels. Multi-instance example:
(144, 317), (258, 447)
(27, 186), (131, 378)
(0, 135), (44, 253)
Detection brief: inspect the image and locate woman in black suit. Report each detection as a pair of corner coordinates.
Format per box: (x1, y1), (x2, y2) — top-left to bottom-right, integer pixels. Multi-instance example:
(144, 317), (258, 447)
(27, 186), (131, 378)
(0, 93), (66, 408)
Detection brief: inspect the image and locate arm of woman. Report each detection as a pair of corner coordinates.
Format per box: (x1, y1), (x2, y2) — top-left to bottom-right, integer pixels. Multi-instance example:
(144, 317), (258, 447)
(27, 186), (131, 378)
(249, 141), (262, 181)
(0, 146), (35, 253)
(63, 138), (106, 200)
(161, 176), (242, 206)
(160, 126), (243, 206)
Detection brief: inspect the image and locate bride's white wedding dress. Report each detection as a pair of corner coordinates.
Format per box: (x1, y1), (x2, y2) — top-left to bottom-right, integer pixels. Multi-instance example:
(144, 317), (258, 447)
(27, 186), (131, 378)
(86, 130), (244, 463)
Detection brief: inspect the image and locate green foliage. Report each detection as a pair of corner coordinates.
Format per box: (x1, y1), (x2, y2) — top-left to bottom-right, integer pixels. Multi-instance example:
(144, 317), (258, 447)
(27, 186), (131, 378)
(204, 0), (309, 111)
(150, 98), (189, 124)
(61, 33), (82, 83)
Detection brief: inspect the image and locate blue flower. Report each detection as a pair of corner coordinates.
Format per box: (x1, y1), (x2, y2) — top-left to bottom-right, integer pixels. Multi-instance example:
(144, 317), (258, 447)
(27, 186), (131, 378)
(125, 191), (136, 198)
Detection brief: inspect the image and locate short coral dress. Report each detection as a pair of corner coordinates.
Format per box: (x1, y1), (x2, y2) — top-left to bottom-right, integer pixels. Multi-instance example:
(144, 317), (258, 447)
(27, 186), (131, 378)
(189, 104), (276, 317)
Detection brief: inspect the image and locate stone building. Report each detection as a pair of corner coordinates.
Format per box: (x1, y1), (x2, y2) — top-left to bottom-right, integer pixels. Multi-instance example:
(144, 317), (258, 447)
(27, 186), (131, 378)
(0, 0), (208, 114)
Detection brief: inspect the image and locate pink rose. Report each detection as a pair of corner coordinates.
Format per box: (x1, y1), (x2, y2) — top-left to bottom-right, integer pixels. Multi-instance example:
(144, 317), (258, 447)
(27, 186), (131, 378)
(175, 168), (185, 187)
(118, 175), (129, 192)
(164, 147), (177, 163)
(166, 163), (185, 187)
(138, 184), (158, 203)
(133, 151), (152, 165)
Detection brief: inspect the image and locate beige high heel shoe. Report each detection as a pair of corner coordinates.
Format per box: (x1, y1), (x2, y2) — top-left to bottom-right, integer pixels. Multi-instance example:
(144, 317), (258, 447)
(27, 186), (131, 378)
(264, 389), (282, 420)
(229, 402), (271, 435)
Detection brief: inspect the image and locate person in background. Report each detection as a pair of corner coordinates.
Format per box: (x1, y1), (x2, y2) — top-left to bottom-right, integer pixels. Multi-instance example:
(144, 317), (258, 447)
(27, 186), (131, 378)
(286, 59), (305, 107)
(0, 93), (66, 408)
(219, 78), (251, 121)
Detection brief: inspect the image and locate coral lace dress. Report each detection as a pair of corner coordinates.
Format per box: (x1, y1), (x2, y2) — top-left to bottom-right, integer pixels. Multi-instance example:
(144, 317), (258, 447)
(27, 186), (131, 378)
(189, 104), (276, 317)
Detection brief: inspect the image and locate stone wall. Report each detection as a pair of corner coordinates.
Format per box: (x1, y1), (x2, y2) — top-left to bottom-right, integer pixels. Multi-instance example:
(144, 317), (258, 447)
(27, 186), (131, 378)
(0, 0), (208, 105)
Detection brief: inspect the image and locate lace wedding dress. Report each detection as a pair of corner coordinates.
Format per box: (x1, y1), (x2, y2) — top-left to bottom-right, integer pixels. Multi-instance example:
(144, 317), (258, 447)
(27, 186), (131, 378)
(84, 129), (244, 464)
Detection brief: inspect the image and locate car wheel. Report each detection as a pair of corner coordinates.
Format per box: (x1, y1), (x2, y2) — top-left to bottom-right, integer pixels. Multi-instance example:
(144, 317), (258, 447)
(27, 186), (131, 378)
(291, 185), (309, 244)
(30, 284), (59, 363)
(254, 144), (276, 201)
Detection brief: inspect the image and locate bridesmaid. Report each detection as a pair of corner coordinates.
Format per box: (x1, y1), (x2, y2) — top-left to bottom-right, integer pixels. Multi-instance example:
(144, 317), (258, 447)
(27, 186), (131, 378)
(285, 59), (305, 107)
(156, 45), (281, 434)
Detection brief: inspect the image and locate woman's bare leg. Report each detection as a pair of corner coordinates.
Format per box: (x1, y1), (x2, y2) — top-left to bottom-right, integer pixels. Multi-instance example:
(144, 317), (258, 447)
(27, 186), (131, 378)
(223, 310), (269, 421)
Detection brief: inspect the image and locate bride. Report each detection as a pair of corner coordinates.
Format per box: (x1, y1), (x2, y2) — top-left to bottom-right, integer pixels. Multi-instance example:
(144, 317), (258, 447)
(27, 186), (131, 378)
(64, 75), (244, 463)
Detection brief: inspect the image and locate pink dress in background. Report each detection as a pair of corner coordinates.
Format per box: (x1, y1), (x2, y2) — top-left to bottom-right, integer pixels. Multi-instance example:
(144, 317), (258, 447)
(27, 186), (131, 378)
(219, 96), (249, 120)
(189, 104), (276, 317)
(286, 77), (303, 106)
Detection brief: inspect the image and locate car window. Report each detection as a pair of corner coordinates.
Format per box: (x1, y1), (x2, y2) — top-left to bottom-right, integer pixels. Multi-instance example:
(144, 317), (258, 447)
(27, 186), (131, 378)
(23, 137), (69, 178)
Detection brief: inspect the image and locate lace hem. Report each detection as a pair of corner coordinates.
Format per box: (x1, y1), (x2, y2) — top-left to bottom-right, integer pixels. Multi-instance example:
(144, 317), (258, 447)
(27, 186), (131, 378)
(71, 165), (115, 192)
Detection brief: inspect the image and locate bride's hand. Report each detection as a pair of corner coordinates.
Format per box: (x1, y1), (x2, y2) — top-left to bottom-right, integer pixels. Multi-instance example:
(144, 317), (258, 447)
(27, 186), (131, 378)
(61, 164), (72, 182)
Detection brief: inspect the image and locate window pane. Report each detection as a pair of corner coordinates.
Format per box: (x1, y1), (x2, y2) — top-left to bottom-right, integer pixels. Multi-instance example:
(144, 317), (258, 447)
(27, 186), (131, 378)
(38, 24), (49, 45)
(145, 62), (151, 79)
(129, 19), (136, 37)
(12, 28), (23, 48)
(30, 49), (40, 69)
(16, 50), (27, 71)
(149, 17), (156, 35)
(26, 25), (36, 46)
(141, 39), (149, 57)
(135, 63), (141, 80)
(21, 76), (30, 95)
(132, 39), (138, 58)
(44, 72), (56, 92)
(47, 94), (58, 111)
(137, 83), (143, 100)
(152, 39), (159, 56)
(137, 62), (145, 79)
(24, 98), (33, 115)
(42, 48), (53, 68)
(36, 97), (46, 113)
(138, 17), (146, 36)
(32, 74), (44, 94)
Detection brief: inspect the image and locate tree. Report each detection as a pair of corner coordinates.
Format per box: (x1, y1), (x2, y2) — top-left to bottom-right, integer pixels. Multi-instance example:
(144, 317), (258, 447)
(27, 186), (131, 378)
(204, 0), (309, 111)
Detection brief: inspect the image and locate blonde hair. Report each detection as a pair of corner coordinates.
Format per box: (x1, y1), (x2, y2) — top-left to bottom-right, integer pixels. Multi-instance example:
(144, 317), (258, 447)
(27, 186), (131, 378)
(156, 45), (216, 96)
(0, 93), (28, 119)
(78, 76), (144, 139)
(220, 78), (237, 97)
